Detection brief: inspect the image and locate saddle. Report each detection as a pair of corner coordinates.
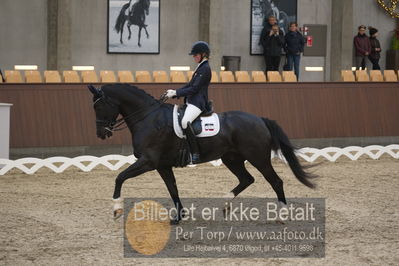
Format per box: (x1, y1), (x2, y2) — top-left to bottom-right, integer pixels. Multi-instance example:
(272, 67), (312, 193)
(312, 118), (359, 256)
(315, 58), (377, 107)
(174, 101), (216, 167)
(177, 101), (214, 135)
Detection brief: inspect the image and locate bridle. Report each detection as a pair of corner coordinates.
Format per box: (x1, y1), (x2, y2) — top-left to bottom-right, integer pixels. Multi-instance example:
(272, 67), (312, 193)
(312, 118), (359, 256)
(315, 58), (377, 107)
(94, 95), (162, 133)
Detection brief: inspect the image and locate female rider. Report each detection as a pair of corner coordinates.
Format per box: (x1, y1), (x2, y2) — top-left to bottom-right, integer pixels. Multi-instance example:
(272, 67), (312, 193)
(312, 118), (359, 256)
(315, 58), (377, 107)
(165, 41), (212, 164)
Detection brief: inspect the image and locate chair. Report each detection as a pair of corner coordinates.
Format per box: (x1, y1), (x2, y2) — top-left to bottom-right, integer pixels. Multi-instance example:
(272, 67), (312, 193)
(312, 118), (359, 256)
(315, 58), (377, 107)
(100, 70), (117, 83)
(153, 71), (169, 82)
(5, 70), (23, 83)
(355, 70), (370, 82)
(341, 70), (356, 82)
(383, 70), (398, 82)
(63, 71), (81, 83)
(81, 71), (99, 83)
(282, 71), (297, 82)
(170, 71), (187, 83)
(235, 71), (251, 82)
(136, 71), (152, 82)
(220, 71), (235, 82)
(267, 71), (282, 82)
(211, 71), (219, 82)
(44, 70), (61, 83)
(118, 71), (134, 83)
(370, 70), (383, 82)
(251, 71), (267, 82)
(25, 70), (42, 83)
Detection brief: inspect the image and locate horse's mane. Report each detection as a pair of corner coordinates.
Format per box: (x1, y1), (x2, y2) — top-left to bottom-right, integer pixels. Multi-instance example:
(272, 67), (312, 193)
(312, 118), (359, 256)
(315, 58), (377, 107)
(102, 83), (157, 105)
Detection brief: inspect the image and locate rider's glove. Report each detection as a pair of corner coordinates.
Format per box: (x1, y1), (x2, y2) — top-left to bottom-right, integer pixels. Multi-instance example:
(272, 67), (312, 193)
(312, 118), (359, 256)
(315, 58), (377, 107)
(166, 89), (177, 98)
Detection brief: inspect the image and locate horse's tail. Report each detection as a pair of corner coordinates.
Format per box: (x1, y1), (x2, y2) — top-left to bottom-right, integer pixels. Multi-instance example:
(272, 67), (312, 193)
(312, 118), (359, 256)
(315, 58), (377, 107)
(115, 2), (131, 33)
(262, 118), (316, 188)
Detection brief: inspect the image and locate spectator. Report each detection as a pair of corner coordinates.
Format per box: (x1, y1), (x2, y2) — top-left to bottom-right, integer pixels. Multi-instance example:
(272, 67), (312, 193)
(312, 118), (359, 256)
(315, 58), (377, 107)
(354, 25), (371, 70)
(368, 27), (381, 70)
(265, 24), (285, 72)
(259, 16), (278, 71)
(284, 22), (305, 79)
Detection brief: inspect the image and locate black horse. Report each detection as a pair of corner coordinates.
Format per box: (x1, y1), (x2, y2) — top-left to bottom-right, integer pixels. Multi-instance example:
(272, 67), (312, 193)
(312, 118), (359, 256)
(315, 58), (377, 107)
(114, 0), (150, 46)
(88, 84), (316, 221)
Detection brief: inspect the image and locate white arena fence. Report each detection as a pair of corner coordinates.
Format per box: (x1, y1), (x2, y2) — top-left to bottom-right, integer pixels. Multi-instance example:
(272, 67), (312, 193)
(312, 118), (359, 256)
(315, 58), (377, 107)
(0, 145), (398, 175)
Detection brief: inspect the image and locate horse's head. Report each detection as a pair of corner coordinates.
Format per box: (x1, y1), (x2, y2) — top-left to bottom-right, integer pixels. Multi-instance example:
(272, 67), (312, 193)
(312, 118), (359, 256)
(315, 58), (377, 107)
(88, 85), (120, 140)
(141, 0), (150, 15)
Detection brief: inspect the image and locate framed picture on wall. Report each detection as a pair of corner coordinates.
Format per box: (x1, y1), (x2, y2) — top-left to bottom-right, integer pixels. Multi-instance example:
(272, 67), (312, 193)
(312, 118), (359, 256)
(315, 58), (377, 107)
(107, 0), (160, 54)
(250, 0), (297, 55)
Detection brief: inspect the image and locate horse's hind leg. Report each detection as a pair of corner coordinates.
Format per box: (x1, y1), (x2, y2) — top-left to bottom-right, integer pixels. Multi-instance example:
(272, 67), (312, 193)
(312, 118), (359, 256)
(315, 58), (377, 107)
(246, 152), (287, 205)
(221, 153), (255, 200)
(157, 167), (184, 224)
(120, 20), (126, 44)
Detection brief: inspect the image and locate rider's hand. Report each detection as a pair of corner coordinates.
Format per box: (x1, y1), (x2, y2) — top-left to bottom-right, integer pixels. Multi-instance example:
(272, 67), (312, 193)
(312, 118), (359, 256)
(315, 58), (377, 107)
(166, 89), (177, 98)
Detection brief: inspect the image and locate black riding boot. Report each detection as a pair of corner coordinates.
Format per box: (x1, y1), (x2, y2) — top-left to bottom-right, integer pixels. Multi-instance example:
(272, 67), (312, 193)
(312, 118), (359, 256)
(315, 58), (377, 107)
(184, 122), (201, 164)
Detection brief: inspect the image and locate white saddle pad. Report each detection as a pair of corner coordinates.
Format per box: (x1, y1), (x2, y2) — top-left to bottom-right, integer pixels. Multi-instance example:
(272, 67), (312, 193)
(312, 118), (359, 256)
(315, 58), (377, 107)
(173, 105), (220, 139)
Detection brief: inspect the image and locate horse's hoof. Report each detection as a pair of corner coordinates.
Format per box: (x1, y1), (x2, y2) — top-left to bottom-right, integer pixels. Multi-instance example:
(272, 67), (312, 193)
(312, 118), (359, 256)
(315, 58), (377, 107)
(128, 36), (131, 40)
(114, 209), (123, 220)
(138, 43), (141, 47)
(146, 34), (150, 39)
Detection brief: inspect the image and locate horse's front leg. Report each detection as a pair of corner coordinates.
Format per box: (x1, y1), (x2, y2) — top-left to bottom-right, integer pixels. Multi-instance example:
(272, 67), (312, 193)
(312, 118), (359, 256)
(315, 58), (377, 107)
(138, 26), (142, 47)
(113, 157), (155, 219)
(157, 167), (184, 224)
(127, 23), (132, 40)
(144, 25), (150, 39)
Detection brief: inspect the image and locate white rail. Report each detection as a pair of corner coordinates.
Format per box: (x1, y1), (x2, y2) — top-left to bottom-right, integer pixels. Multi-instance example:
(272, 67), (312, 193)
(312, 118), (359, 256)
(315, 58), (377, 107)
(0, 145), (398, 175)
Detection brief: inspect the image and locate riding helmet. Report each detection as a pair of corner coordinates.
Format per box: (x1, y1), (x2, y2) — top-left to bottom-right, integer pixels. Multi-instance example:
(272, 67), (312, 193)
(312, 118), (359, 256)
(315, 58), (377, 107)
(189, 41), (210, 56)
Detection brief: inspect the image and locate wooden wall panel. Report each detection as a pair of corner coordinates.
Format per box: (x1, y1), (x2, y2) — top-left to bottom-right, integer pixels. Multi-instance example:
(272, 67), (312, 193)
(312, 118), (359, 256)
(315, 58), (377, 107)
(1, 82), (398, 148)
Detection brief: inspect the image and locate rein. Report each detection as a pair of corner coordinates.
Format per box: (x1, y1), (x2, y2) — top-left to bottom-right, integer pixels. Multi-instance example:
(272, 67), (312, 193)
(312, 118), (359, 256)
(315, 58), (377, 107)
(95, 96), (163, 133)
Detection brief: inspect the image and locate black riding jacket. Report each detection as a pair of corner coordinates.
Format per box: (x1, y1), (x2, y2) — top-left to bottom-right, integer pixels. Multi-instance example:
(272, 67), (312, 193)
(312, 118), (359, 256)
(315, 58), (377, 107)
(176, 60), (211, 111)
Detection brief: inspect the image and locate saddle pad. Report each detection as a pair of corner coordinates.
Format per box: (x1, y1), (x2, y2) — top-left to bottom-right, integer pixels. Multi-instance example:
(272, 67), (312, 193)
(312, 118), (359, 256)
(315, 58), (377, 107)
(173, 105), (220, 139)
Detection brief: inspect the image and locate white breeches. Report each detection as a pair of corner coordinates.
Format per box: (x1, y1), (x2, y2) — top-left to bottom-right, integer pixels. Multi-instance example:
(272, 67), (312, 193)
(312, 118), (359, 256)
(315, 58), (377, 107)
(181, 104), (202, 129)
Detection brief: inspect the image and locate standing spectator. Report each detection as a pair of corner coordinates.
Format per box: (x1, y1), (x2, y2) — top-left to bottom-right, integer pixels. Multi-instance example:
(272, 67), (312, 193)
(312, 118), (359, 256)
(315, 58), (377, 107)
(368, 27), (381, 70)
(265, 24), (285, 71)
(259, 16), (278, 72)
(284, 22), (305, 79)
(354, 25), (371, 70)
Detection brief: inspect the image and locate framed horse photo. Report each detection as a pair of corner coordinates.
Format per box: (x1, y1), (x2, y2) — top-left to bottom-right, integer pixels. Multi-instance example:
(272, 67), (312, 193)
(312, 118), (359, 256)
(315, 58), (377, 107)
(250, 0), (297, 55)
(107, 0), (160, 54)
